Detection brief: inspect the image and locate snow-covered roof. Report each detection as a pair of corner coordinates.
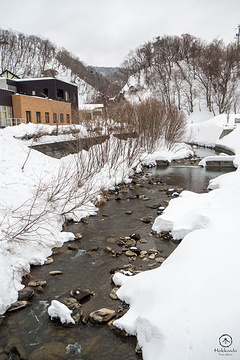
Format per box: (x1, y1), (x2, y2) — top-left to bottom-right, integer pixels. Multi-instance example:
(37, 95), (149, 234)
(12, 77), (77, 87)
(79, 104), (104, 111)
(13, 77), (55, 81)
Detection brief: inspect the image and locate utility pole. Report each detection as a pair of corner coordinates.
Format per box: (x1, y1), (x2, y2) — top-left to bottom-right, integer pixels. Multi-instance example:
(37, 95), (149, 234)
(235, 24), (240, 71)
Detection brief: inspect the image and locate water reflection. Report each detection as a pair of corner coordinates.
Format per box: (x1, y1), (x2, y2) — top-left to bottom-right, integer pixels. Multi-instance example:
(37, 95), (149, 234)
(151, 165), (234, 193)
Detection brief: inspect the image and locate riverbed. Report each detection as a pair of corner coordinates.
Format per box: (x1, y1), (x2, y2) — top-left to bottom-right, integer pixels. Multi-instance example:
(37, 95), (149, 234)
(0, 151), (234, 360)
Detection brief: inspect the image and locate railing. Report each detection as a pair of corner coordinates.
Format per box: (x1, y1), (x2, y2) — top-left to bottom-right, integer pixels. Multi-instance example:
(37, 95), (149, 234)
(0, 118), (26, 127)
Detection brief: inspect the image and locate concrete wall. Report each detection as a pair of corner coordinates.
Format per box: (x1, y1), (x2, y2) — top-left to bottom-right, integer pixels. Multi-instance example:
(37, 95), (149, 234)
(32, 135), (110, 158)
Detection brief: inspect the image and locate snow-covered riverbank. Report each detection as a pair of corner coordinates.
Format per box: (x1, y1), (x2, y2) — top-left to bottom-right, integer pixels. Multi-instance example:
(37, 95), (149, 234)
(0, 123), (192, 315)
(113, 113), (240, 360)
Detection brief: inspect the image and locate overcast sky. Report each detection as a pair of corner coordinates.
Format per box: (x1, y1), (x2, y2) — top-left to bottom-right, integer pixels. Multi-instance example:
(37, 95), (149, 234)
(1, 0), (240, 67)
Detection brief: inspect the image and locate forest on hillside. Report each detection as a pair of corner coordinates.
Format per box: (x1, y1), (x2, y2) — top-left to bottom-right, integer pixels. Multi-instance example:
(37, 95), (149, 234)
(121, 34), (240, 115)
(0, 29), (240, 115)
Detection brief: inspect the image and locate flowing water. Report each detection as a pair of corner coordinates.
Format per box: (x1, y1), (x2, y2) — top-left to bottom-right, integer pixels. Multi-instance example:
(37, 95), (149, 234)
(0, 148), (235, 360)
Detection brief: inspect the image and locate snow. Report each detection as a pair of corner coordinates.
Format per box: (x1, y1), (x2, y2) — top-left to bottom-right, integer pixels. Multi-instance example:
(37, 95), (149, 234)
(113, 112), (240, 359)
(79, 104), (104, 110)
(48, 300), (75, 324)
(140, 143), (193, 167)
(189, 113), (239, 148)
(2, 122), (89, 144)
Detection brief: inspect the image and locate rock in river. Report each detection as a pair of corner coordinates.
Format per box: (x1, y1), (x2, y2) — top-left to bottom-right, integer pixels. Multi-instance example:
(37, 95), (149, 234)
(109, 288), (119, 300)
(140, 216), (153, 224)
(89, 308), (116, 324)
(28, 280), (47, 287)
(67, 243), (79, 250)
(18, 287), (34, 301)
(49, 271), (62, 276)
(125, 250), (137, 257)
(130, 233), (141, 241)
(44, 257), (54, 265)
(7, 301), (28, 312)
(70, 288), (93, 303)
(29, 341), (67, 360)
(74, 232), (83, 240)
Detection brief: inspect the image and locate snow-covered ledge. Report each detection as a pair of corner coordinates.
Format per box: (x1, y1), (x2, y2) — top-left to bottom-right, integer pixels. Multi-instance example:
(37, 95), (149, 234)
(199, 154), (237, 168)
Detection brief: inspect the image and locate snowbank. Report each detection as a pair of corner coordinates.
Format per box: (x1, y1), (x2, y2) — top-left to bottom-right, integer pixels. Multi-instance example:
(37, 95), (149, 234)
(113, 229), (240, 360)
(189, 113), (239, 148)
(141, 143), (193, 167)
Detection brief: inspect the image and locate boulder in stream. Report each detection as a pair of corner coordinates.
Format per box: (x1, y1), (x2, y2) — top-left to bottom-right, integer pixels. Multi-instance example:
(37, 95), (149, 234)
(18, 287), (34, 301)
(44, 257), (54, 265)
(74, 232), (83, 240)
(70, 288), (94, 303)
(125, 250), (137, 257)
(109, 288), (119, 300)
(28, 280), (47, 287)
(29, 342), (67, 360)
(89, 308), (116, 324)
(7, 301), (28, 312)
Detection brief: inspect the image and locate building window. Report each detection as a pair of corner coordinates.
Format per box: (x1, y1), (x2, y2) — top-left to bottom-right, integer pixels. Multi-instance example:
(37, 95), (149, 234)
(0, 106), (13, 126)
(26, 111), (31, 123)
(31, 90), (36, 96)
(43, 88), (49, 97)
(36, 112), (41, 123)
(53, 113), (57, 123)
(66, 114), (70, 123)
(57, 89), (64, 100)
(45, 112), (49, 123)
(60, 113), (64, 123)
(65, 91), (70, 101)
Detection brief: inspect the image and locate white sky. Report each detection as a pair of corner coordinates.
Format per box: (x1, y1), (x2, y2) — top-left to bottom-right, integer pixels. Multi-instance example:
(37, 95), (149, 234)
(1, 0), (240, 67)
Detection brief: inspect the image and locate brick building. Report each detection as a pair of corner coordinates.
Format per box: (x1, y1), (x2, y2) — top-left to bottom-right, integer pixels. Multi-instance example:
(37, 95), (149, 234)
(0, 71), (78, 127)
(12, 94), (72, 125)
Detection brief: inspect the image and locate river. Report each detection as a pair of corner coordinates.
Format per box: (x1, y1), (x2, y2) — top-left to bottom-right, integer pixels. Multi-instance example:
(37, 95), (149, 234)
(0, 148), (234, 360)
